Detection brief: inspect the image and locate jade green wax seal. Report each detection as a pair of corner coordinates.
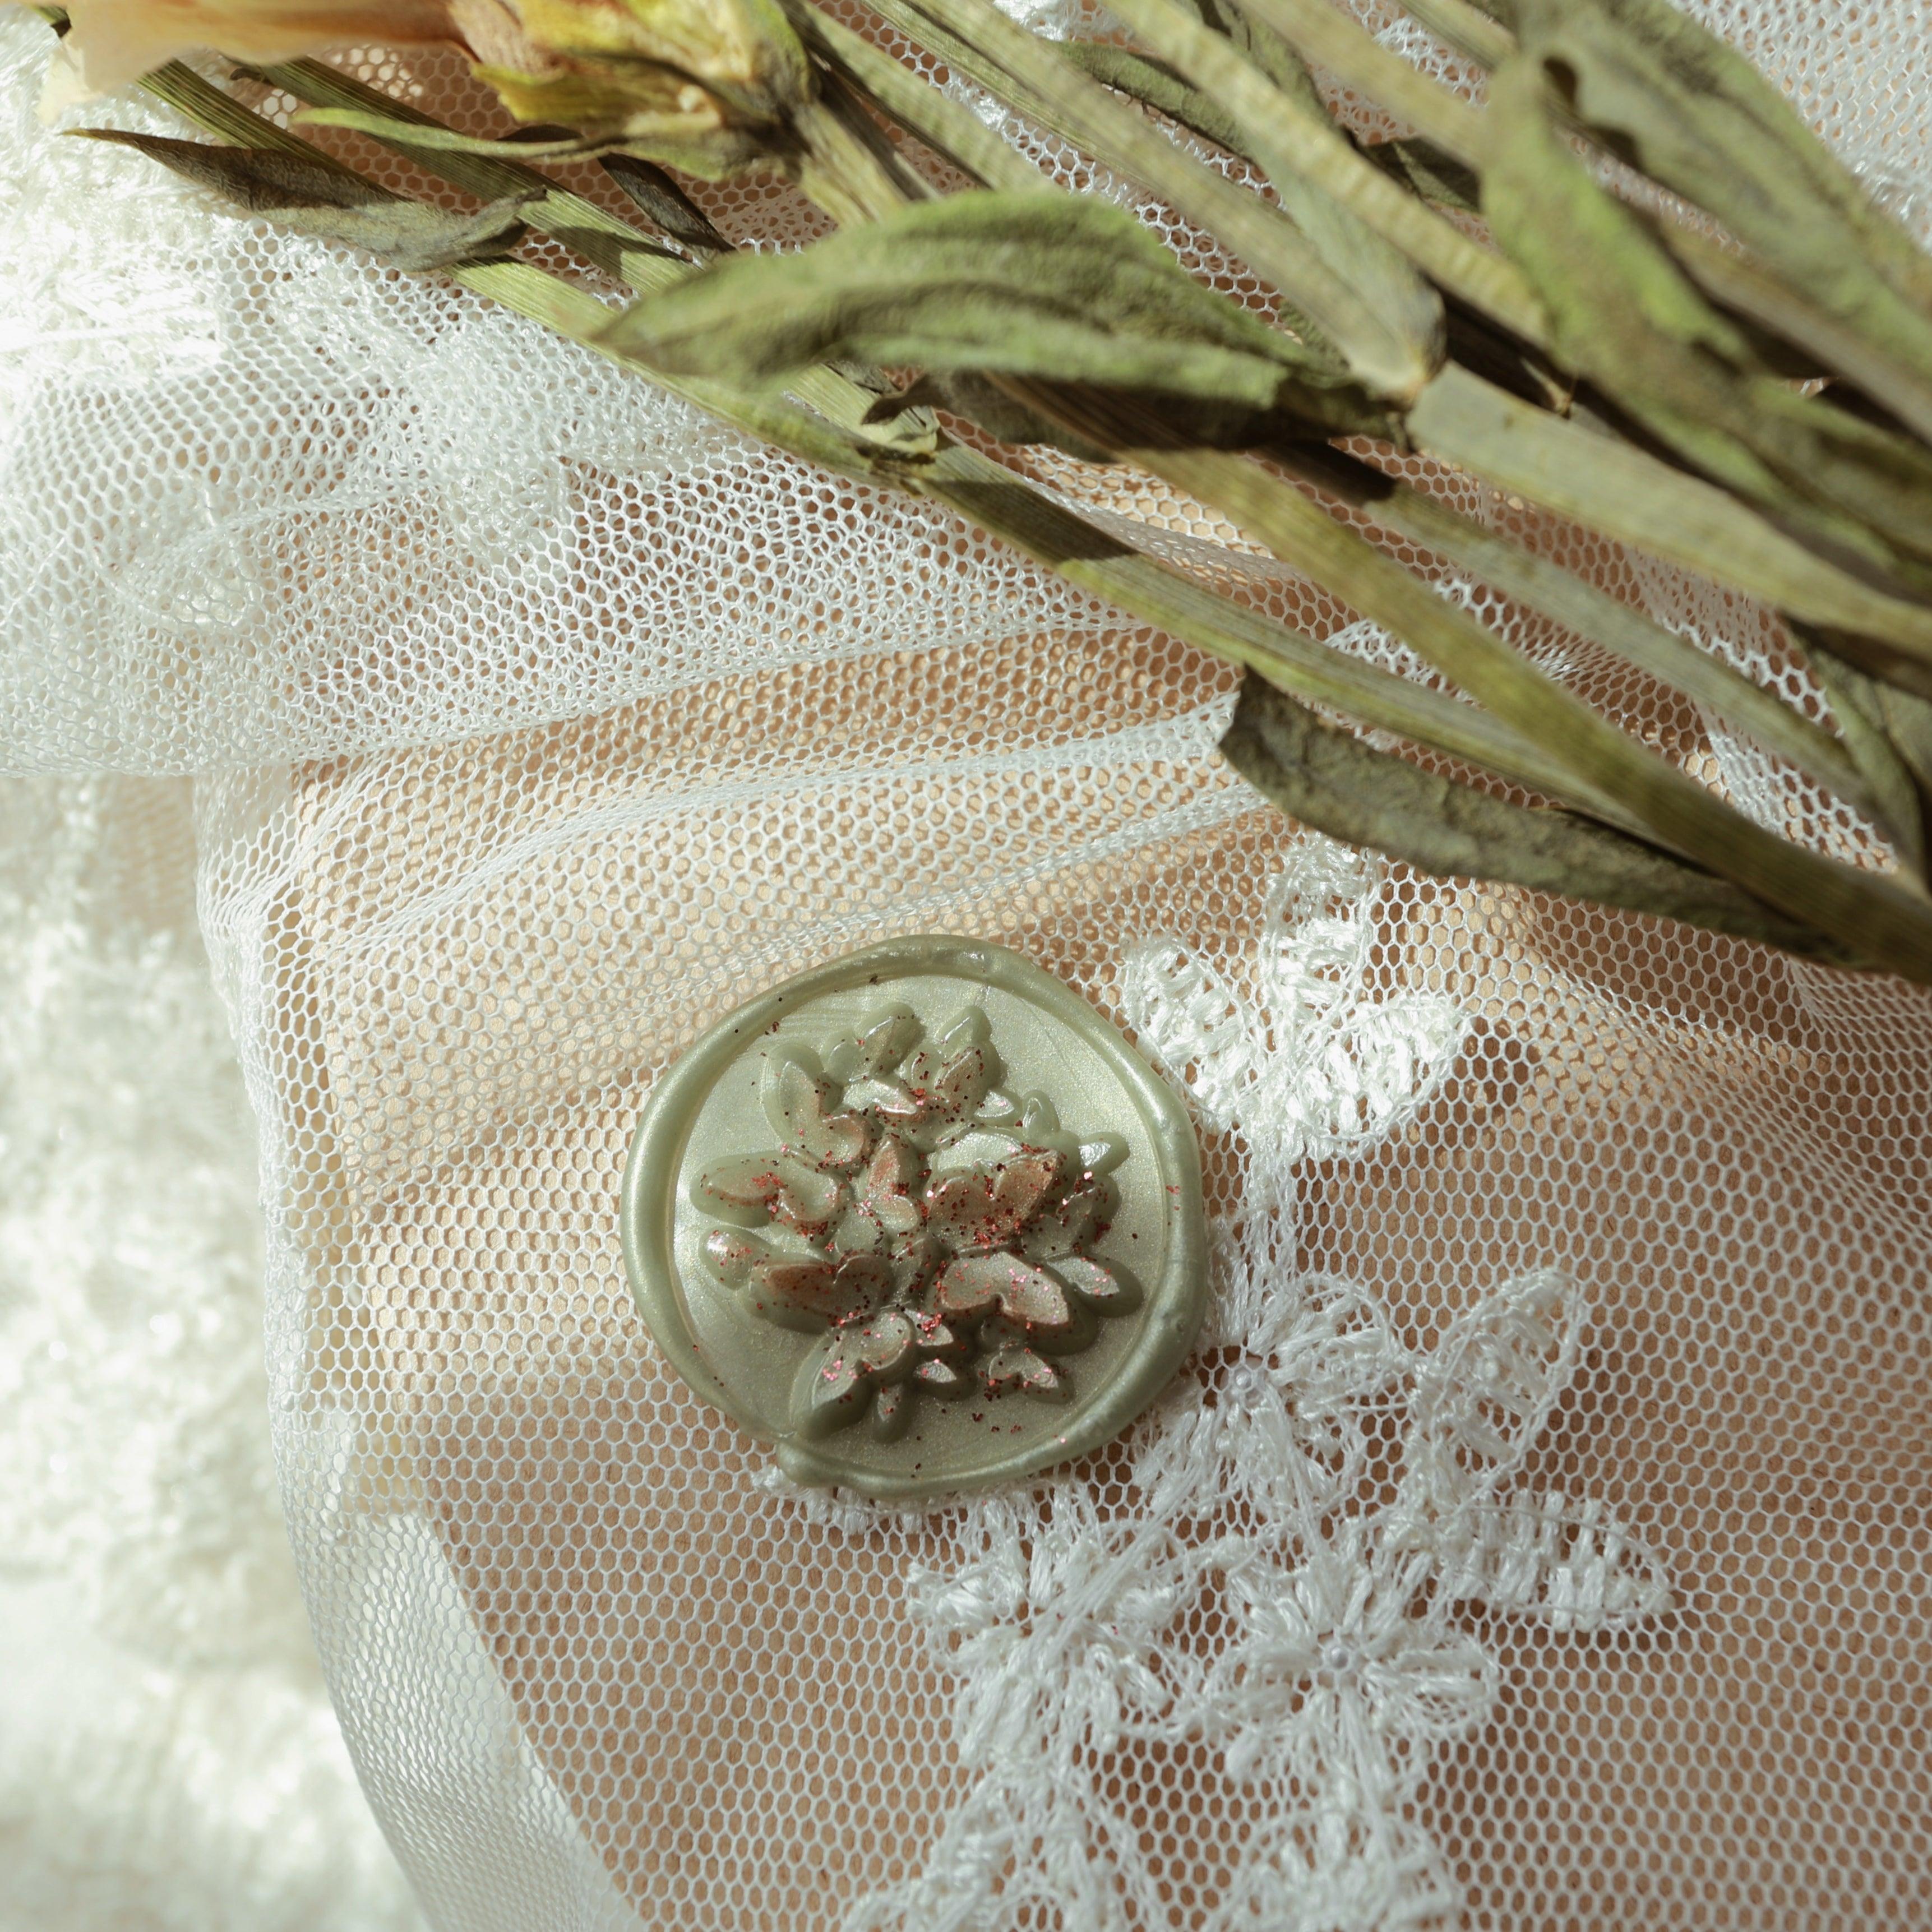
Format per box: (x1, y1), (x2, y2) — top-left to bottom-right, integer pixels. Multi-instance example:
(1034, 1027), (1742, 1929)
(622, 937), (1208, 1498)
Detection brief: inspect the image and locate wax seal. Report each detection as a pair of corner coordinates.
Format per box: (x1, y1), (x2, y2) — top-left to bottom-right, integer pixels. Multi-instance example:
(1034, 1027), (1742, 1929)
(622, 937), (1207, 1498)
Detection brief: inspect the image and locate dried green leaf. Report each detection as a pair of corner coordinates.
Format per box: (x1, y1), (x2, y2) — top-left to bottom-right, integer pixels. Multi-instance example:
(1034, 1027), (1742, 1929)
(1104, 0), (1540, 353)
(1182, 0), (1326, 111)
(1392, 0), (1516, 68)
(1247, 7), (1336, 102)
(1360, 136), (1482, 215)
(72, 129), (532, 270)
(865, 371), (1116, 458)
(269, 196), (534, 271)
(1277, 441), (1879, 820)
(1875, 686), (1932, 810)
(132, 43), (1581, 832)
(598, 153), (733, 259)
(1105, 0), (1450, 370)
(792, 0), (1048, 193)
(1506, 0), (1932, 400)
(1662, 227), (1932, 446)
(866, 0), (1432, 392)
(1222, 672), (1869, 964)
(1482, 61), (1932, 585)
(292, 104), (604, 156)
(157, 40), (1563, 803)
(1240, 0), (1486, 164)
(1101, 416), (1932, 980)
(71, 127), (372, 209)
(124, 0), (1932, 973)
(1058, 40), (1252, 159)
(596, 189), (1378, 422)
(1407, 366), (1932, 697)
(1797, 629), (1932, 881)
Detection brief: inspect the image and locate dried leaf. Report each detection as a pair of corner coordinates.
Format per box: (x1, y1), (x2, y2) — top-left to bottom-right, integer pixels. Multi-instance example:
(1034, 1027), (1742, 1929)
(865, 371), (1118, 459)
(1360, 136), (1482, 215)
(596, 189), (1376, 423)
(1482, 60), (1932, 585)
(1506, 0), (1932, 402)
(1404, 365), (1932, 697)
(1390, 0), (1517, 68)
(796, 0), (1049, 197)
(73, 129), (533, 270)
(1189, 0), (1326, 112)
(1221, 672), (1869, 965)
(1103, 0), (1452, 373)
(1877, 688), (1932, 819)
(599, 151), (733, 258)
(1277, 441), (1879, 819)
(1059, 39), (1252, 159)
(294, 103), (609, 156)
(126, 30), (1932, 983)
(1799, 631), (1932, 882)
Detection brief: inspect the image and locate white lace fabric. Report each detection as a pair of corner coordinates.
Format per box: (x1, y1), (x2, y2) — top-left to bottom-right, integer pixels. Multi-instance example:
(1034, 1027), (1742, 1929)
(3, 3), (1932, 1929)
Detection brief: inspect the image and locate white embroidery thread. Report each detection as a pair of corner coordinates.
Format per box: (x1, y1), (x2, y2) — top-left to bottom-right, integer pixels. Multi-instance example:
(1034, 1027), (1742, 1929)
(1122, 839), (1466, 1154)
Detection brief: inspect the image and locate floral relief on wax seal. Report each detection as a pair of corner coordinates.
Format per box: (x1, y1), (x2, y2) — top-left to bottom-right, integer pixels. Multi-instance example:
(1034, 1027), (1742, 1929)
(622, 939), (1207, 1499)
(696, 1007), (1136, 1443)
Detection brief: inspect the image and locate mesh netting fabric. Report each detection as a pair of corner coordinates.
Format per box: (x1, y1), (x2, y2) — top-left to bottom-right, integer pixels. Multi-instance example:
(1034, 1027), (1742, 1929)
(3, 3), (1931, 1928)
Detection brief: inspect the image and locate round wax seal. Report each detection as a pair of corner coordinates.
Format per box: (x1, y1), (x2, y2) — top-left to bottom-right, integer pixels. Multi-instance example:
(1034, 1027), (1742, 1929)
(621, 937), (1207, 1498)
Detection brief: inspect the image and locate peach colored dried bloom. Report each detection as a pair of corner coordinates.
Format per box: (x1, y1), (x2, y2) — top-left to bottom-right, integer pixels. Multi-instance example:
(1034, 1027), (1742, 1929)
(19, 0), (464, 101)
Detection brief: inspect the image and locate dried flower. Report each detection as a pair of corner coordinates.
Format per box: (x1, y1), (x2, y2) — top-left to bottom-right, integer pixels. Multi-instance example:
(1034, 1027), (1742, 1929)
(20, 0), (460, 108)
(460, 0), (811, 173)
(500, 0), (807, 119)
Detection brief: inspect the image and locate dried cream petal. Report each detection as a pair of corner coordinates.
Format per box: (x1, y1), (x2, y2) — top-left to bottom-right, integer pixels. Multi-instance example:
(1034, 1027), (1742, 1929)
(20, 0), (460, 102)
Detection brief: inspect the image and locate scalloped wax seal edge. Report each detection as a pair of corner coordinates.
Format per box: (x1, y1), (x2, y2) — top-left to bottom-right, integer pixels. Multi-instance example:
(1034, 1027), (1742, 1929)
(620, 936), (1209, 1500)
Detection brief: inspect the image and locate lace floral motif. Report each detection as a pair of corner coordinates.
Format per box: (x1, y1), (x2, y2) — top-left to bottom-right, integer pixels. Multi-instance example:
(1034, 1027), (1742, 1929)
(1120, 838), (1466, 1355)
(847, 842), (1674, 1932)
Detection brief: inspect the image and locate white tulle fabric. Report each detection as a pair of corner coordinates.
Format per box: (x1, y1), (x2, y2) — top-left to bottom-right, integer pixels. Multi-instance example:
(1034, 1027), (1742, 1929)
(0, 776), (424, 1931)
(2, 3), (1930, 1930)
